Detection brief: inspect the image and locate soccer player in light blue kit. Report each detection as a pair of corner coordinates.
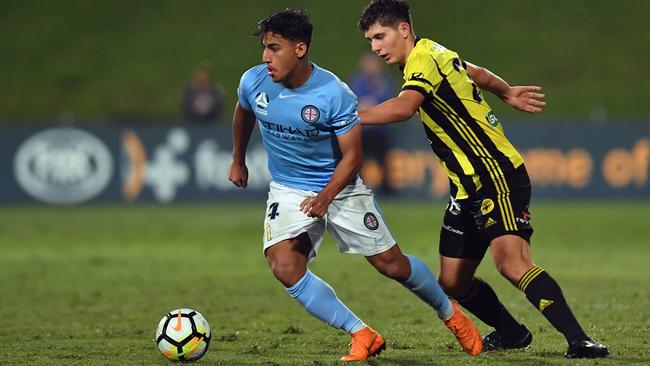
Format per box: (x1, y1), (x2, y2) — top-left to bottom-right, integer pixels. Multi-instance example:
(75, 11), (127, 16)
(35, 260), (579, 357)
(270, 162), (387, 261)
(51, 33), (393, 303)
(228, 9), (481, 361)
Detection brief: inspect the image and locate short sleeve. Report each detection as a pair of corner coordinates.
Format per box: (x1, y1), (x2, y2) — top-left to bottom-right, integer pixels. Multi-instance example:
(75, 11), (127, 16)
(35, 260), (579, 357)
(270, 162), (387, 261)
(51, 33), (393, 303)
(328, 81), (360, 136)
(237, 71), (252, 111)
(402, 52), (442, 97)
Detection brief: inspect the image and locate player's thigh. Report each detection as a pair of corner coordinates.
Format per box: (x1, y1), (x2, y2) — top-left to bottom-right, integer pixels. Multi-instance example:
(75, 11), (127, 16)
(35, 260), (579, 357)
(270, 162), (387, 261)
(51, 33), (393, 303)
(265, 233), (312, 265)
(263, 182), (325, 262)
(439, 198), (488, 260)
(326, 182), (396, 256)
(476, 185), (534, 250)
(478, 185), (535, 281)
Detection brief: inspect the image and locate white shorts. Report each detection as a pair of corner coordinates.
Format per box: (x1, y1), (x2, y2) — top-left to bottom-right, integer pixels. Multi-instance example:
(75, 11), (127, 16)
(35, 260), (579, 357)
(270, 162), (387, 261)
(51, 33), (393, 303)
(262, 178), (396, 261)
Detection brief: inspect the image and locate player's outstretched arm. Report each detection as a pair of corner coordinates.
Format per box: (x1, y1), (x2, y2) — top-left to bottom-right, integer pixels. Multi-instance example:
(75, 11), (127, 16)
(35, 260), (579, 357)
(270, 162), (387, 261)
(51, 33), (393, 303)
(300, 124), (363, 218)
(228, 102), (257, 188)
(358, 89), (424, 125)
(465, 62), (546, 114)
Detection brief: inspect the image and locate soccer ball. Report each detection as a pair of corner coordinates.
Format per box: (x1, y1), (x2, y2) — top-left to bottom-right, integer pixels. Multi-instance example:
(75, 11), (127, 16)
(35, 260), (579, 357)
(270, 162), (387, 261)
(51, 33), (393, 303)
(155, 308), (211, 362)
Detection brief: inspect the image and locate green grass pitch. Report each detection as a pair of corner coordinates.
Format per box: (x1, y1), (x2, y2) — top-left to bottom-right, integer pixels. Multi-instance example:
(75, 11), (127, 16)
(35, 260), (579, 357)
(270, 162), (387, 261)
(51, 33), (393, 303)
(1, 201), (649, 365)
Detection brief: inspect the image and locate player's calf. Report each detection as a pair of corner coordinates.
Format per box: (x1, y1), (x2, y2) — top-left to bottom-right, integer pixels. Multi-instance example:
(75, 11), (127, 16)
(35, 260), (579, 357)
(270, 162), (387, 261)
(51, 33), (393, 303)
(452, 277), (531, 352)
(515, 265), (609, 357)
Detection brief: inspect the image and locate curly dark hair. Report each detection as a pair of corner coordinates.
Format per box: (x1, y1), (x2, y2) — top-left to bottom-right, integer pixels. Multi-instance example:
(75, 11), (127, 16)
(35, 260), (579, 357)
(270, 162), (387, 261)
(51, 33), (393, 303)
(255, 9), (313, 46)
(358, 0), (412, 32)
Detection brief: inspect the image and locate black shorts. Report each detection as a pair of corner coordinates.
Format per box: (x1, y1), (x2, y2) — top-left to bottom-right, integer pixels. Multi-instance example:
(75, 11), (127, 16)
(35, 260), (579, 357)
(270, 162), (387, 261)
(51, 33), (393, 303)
(439, 170), (534, 260)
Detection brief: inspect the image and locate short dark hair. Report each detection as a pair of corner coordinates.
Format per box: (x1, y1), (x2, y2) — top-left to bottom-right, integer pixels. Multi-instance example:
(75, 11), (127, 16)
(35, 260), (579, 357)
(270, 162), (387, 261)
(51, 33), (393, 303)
(255, 9), (313, 46)
(358, 0), (412, 32)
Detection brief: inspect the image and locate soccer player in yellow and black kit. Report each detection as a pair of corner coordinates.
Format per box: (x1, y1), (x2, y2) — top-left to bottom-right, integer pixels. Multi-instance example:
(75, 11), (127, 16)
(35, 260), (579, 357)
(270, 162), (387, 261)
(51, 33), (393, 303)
(357, 0), (608, 359)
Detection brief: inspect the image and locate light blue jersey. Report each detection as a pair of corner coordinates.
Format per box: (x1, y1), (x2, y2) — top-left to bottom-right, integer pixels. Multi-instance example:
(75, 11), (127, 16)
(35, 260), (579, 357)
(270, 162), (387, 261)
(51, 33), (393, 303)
(237, 63), (360, 192)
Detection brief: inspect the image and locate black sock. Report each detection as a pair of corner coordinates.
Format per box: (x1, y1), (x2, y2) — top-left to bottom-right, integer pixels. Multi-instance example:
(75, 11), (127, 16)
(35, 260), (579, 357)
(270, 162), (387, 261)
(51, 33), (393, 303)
(457, 277), (526, 342)
(518, 266), (588, 344)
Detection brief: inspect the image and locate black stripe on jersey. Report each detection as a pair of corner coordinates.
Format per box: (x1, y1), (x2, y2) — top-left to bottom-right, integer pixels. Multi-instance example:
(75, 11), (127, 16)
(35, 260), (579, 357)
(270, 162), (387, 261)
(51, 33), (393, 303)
(418, 58), (517, 229)
(503, 164), (531, 191)
(402, 85), (432, 100)
(420, 102), (483, 168)
(421, 103), (485, 194)
(435, 79), (516, 175)
(429, 98), (499, 171)
(421, 121), (478, 195)
(430, 97), (508, 194)
(448, 177), (458, 198)
(430, 97), (518, 229)
(426, 61), (504, 180)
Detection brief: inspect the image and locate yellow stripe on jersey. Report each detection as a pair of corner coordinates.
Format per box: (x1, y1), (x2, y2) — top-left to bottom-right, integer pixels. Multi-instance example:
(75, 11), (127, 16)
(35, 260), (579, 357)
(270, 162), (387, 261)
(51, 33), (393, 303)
(439, 159), (480, 199)
(430, 96), (518, 230)
(421, 117), (478, 176)
(444, 106), (516, 230)
(504, 193), (518, 230)
(402, 38), (525, 202)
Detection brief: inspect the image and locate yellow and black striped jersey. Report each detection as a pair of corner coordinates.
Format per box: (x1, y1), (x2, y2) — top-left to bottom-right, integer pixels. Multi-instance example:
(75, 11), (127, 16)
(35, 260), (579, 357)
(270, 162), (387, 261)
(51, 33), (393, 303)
(402, 38), (525, 200)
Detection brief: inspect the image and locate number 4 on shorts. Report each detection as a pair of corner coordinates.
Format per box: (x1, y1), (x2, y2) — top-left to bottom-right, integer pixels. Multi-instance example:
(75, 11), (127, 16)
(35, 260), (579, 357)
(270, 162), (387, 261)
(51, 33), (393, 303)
(268, 202), (280, 220)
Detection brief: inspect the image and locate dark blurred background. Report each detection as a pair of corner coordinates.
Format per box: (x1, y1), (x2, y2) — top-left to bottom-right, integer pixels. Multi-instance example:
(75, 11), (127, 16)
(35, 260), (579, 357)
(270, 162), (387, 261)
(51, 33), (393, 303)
(1, 0), (649, 204)
(1, 0), (648, 123)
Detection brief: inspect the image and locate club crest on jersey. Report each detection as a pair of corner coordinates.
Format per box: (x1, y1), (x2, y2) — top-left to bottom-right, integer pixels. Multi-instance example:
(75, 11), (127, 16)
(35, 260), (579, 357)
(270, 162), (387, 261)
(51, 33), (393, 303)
(255, 92), (269, 115)
(363, 212), (379, 230)
(301, 105), (320, 124)
(480, 198), (495, 215)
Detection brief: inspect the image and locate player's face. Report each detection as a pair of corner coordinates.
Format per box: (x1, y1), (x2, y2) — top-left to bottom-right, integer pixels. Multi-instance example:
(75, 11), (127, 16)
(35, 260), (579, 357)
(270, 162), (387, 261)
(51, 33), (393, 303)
(364, 22), (411, 65)
(261, 32), (306, 83)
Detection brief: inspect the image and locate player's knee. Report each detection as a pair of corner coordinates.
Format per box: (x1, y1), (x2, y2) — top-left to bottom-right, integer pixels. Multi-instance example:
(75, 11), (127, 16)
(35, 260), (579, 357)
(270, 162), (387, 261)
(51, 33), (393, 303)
(437, 276), (468, 298)
(367, 250), (410, 281)
(495, 260), (527, 284)
(269, 259), (306, 287)
(437, 276), (453, 293)
(374, 261), (409, 282)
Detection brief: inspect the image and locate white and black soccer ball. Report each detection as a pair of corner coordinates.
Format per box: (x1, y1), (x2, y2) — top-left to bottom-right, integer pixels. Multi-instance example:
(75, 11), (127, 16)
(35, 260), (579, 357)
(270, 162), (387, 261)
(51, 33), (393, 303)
(155, 308), (211, 362)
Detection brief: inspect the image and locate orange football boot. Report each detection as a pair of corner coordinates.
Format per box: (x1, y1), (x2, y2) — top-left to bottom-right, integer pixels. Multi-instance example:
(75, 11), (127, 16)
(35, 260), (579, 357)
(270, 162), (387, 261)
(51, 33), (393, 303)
(340, 326), (386, 362)
(443, 300), (482, 356)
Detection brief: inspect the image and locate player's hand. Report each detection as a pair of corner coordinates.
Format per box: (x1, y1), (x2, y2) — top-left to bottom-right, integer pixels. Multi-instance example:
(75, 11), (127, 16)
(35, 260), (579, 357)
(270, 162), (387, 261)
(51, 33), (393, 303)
(502, 86), (546, 114)
(227, 161), (248, 188)
(300, 193), (333, 218)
